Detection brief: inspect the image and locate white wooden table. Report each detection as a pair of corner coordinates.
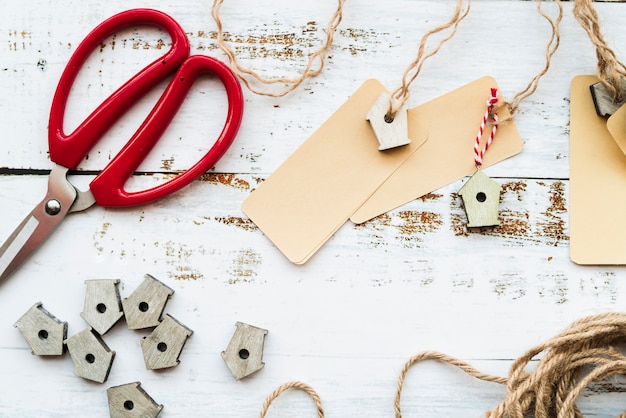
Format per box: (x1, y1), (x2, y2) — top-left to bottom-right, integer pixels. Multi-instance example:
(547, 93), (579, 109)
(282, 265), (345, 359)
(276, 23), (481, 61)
(1, 1), (625, 416)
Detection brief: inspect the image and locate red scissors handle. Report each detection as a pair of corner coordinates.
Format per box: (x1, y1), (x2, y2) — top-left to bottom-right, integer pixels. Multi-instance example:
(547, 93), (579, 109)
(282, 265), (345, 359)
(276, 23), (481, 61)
(49, 9), (190, 169)
(89, 55), (243, 206)
(48, 9), (244, 207)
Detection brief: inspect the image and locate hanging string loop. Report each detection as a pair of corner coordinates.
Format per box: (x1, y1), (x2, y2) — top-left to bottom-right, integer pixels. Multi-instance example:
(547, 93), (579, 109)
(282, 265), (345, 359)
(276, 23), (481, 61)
(258, 381), (324, 418)
(210, 0), (346, 97)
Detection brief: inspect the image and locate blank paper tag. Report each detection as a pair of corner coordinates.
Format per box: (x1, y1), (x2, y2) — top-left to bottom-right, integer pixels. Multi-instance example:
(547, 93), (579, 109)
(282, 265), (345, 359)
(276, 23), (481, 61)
(350, 76), (524, 224)
(570, 75), (626, 265)
(242, 79), (426, 264)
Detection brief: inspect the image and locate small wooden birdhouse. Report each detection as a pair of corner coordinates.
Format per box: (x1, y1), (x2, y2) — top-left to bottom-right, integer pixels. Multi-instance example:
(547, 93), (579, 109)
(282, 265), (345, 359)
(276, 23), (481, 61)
(80, 279), (124, 335)
(122, 274), (174, 330)
(221, 322), (268, 380)
(458, 170), (501, 227)
(140, 314), (193, 370)
(590, 78), (626, 116)
(14, 302), (67, 356)
(107, 382), (163, 418)
(65, 328), (115, 383)
(366, 92), (411, 151)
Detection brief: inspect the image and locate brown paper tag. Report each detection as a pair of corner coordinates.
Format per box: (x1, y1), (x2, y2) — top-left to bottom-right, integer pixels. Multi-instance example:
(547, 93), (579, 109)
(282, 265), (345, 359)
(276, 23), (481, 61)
(607, 102), (626, 154)
(241, 79), (426, 264)
(570, 75), (626, 265)
(350, 76), (524, 224)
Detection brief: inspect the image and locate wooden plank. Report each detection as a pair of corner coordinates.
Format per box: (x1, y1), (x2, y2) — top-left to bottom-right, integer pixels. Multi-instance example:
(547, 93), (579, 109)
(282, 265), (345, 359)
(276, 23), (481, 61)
(2, 0), (626, 416)
(0, 1), (622, 178)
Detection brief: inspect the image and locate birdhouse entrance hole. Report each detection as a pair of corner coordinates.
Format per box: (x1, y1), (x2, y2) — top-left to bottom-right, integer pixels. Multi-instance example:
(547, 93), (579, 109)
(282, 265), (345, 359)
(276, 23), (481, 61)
(476, 192), (487, 202)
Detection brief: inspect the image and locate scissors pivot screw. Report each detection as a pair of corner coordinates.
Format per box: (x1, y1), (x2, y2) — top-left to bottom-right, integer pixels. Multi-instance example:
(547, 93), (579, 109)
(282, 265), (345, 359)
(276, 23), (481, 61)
(80, 279), (124, 335)
(64, 328), (115, 383)
(140, 314), (193, 370)
(221, 321), (268, 380)
(122, 274), (174, 330)
(107, 382), (163, 418)
(44, 199), (62, 216)
(14, 302), (67, 356)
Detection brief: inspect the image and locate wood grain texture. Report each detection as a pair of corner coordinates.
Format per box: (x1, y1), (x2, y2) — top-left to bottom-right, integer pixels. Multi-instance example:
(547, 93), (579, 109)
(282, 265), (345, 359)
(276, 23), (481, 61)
(366, 92), (411, 150)
(457, 170), (502, 227)
(221, 321), (268, 380)
(80, 279), (124, 335)
(107, 382), (164, 418)
(1, 1), (626, 417)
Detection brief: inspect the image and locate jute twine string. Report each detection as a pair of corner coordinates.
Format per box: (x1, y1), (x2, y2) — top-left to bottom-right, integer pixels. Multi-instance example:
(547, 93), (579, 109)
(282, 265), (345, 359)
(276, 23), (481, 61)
(258, 381), (324, 418)
(210, 0), (345, 97)
(390, 0), (561, 121)
(395, 312), (626, 418)
(497, 0), (563, 120)
(573, 0), (626, 102)
(388, 0), (470, 117)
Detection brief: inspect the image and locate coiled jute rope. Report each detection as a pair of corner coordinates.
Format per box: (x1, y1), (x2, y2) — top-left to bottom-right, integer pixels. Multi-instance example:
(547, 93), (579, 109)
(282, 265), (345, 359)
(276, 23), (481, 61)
(395, 312), (626, 418)
(259, 313), (626, 417)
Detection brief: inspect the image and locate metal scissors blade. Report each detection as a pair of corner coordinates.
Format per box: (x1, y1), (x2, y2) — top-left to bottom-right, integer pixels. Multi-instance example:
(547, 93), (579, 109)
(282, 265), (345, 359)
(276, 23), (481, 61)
(0, 165), (94, 282)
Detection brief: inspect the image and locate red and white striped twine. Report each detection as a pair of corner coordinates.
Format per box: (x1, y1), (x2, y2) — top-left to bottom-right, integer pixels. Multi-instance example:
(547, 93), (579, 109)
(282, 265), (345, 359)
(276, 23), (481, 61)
(473, 88), (499, 167)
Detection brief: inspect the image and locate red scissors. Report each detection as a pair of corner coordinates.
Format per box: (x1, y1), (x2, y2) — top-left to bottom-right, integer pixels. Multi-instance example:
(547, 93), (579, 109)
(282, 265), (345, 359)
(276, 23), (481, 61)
(0, 9), (244, 282)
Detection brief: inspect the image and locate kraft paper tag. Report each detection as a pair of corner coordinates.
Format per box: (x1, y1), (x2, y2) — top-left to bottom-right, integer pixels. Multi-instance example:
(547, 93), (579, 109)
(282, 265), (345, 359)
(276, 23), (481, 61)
(350, 76), (524, 224)
(607, 102), (626, 154)
(570, 75), (626, 265)
(242, 79), (426, 264)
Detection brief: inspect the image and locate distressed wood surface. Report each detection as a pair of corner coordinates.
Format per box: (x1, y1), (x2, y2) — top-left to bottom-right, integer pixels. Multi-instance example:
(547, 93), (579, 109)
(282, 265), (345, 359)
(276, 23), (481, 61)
(1, 1), (626, 417)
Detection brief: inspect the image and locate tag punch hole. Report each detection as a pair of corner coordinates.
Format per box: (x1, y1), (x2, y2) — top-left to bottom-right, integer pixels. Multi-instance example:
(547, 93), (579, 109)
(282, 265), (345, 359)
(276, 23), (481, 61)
(221, 322), (268, 380)
(366, 92), (411, 151)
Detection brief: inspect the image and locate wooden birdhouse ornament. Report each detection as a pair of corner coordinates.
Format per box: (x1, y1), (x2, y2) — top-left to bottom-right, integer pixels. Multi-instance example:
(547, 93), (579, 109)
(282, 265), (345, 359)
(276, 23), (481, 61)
(221, 322), (268, 380)
(80, 279), (124, 335)
(122, 274), (174, 330)
(140, 314), (193, 370)
(64, 328), (115, 383)
(14, 302), (67, 356)
(458, 87), (503, 228)
(590, 77), (626, 117)
(107, 382), (163, 418)
(366, 92), (411, 150)
(458, 170), (501, 227)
